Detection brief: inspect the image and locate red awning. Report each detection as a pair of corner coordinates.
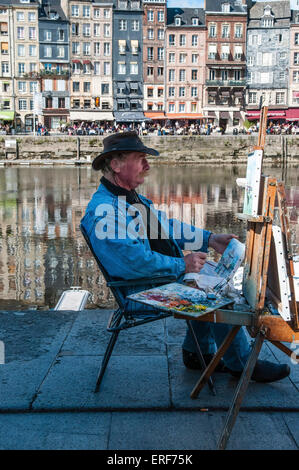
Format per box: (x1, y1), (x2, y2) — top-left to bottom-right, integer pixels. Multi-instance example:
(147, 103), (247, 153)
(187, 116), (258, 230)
(144, 112), (166, 119)
(166, 113), (203, 119)
(246, 110), (286, 120)
(286, 108), (299, 121)
(72, 59), (81, 64)
(83, 60), (91, 64)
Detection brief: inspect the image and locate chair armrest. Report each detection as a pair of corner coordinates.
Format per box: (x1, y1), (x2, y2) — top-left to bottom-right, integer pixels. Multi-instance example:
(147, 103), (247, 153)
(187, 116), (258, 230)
(107, 275), (177, 288)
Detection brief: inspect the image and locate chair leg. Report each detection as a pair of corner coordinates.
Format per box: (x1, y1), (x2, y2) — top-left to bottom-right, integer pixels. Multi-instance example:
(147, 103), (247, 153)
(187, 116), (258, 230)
(94, 329), (120, 393)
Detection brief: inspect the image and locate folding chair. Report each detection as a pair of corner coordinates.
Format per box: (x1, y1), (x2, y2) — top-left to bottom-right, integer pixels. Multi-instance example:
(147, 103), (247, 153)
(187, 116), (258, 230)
(80, 223), (178, 392)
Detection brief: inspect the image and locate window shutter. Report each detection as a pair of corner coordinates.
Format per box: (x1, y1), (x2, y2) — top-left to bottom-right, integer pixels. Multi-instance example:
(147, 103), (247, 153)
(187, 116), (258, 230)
(258, 34), (262, 45)
(65, 97), (70, 109)
(53, 97), (58, 108)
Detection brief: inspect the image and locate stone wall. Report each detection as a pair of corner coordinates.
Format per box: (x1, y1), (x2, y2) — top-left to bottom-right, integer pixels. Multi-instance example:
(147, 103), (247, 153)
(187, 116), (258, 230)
(0, 134), (298, 165)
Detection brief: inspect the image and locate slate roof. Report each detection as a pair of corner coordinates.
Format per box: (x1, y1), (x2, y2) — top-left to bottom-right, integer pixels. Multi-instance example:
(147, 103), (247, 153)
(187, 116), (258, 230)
(39, 0), (68, 22)
(291, 8), (299, 24)
(205, 0), (247, 14)
(166, 7), (205, 27)
(248, 1), (291, 28)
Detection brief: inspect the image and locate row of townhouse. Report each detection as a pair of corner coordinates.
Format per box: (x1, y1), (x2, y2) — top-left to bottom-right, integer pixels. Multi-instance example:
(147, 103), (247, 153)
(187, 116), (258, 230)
(0, 0), (298, 132)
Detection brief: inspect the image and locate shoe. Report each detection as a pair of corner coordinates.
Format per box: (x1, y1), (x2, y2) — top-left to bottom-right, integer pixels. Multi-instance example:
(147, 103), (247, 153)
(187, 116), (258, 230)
(227, 359), (290, 383)
(182, 349), (226, 372)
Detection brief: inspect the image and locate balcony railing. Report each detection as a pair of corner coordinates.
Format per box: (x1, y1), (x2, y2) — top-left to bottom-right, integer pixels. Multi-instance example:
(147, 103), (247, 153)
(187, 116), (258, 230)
(206, 79), (246, 87)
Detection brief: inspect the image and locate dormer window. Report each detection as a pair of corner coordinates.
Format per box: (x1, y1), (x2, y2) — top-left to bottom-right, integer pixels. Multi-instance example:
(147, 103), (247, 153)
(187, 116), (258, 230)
(261, 5), (274, 27)
(49, 11), (59, 20)
(221, 3), (230, 13)
(175, 17), (181, 26)
(192, 17), (199, 26)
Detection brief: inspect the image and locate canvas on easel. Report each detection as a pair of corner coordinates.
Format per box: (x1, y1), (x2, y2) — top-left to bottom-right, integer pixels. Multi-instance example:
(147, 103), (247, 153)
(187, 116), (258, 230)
(243, 149), (263, 216)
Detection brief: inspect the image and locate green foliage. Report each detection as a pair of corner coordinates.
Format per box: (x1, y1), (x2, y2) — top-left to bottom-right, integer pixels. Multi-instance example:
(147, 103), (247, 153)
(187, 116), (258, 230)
(243, 120), (252, 130)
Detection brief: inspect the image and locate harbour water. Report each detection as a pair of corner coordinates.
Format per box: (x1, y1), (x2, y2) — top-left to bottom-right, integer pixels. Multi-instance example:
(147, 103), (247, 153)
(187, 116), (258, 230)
(0, 164), (298, 309)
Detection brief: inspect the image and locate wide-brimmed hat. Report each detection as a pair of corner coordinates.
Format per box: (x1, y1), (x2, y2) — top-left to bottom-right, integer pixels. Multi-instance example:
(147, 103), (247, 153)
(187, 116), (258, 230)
(92, 131), (159, 171)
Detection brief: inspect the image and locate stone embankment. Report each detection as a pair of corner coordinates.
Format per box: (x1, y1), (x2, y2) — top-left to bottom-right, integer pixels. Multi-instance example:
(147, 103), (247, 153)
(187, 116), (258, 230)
(0, 134), (298, 165)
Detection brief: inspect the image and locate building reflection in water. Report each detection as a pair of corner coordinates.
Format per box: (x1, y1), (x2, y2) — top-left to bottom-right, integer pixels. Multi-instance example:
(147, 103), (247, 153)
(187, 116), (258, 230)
(0, 165), (298, 309)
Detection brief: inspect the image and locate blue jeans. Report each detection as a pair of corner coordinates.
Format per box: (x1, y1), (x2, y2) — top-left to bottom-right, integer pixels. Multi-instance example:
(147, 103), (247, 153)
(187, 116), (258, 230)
(182, 321), (251, 372)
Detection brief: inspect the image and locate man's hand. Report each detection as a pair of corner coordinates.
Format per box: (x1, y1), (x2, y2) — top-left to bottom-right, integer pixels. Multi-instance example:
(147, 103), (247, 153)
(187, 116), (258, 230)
(184, 252), (207, 273)
(209, 233), (238, 254)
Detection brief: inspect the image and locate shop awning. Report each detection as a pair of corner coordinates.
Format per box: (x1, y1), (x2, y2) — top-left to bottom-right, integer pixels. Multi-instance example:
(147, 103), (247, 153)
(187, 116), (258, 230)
(0, 111), (14, 121)
(233, 111), (242, 118)
(246, 110), (286, 120)
(246, 110), (260, 119)
(220, 92), (230, 97)
(72, 59), (81, 64)
(268, 110), (286, 117)
(83, 60), (91, 64)
(144, 112), (166, 119)
(286, 108), (299, 121)
(220, 111), (230, 119)
(69, 111), (114, 121)
(205, 111), (216, 118)
(166, 113), (203, 119)
(114, 111), (148, 122)
(234, 92), (243, 98)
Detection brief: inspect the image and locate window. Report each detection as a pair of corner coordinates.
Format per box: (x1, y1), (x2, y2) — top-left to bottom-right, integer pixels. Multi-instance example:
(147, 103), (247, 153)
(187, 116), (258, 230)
(148, 28), (154, 39)
(73, 82), (80, 92)
(94, 62), (100, 75)
(248, 56), (253, 66)
(29, 63), (36, 72)
(192, 17), (199, 26)
(175, 17), (181, 26)
(168, 103), (175, 112)
(94, 24), (100, 36)
(169, 69), (175, 81)
(221, 70), (228, 81)
(262, 52), (272, 66)
(208, 44), (217, 59)
(44, 46), (52, 58)
(45, 30), (51, 41)
(192, 54), (198, 64)
(179, 53), (186, 63)
(147, 47), (153, 60)
(94, 8), (100, 18)
(191, 87), (197, 97)
(148, 10), (154, 22)
(262, 18), (273, 28)
(130, 62), (138, 74)
(45, 97), (52, 108)
(280, 52), (286, 60)
(58, 29), (64, 41)
(169, 52), (175, 63)
(221, 44), (230, 60)
(293, 71), (299, 83)
(209, 24), (216, 37)
(17, 12), (24, 21)
(147, 88), (153, 97)
(234, 70), (241, 81)
(17, 44), (25, 56)
(248, 92), (256, 104)
(72, 99), (80, 108)
(44, 79), (53, 91)
(179, 34), (186, 46)
(179, 69), (185, 81)
(29, 81), (37, 93)
(83, 63), (91, 74)
(71, 5), (79, 17)
(18, 99), (27, 110)
(18, 81), (26, 93)
(83, 6), (90, 18)
(119, 19), (127, 31)
(222, 3), (230, 13)
(294, 53), (299, 65)
(94, 42), (100, 55)
(83, 42), (90, 55)
(147, 66), (153, 76)
(3, 83), (9, 92)
(57, 46), (64, 58)
(72, 62), (80, 74)
(29, 27), (36, 40)
(168, 87), (175, 97)
(158, 10), (164, 22)
(104, 9), (110, 18)
(276, 92), (285, 104)
(169, 34), (175, 46)
(3, 99), (10, 108)
(260, 72), (270, 83)
(179, 103), (185, 112)
(118, 62), (126, 74)
(191, 69), (198, 81)
(158, 47), (164, 60)
(72, 23), (79, 36)
(104, 62), (110, 75)
(72, 42), (79, 54)
(102, 102), (110, 110)
(2, 62), (9, 74)
(279, 72), (285, 81)
(235, 24), (242, 38)
(83, 82), (90, 93)
(192, 35), (198, 47)
(293, 91), (299, 103)
(132, 20), (139, 31)
(179, 87), (185, 97)
(234, 45), (243, 60)
(17, 27), (24, 39)
(209, 69), (215, 80)
(157, 67), (164, 76)
(28, 45), (36, 57)
(83, 23), (90, 37)
(191, 103), (197, 112)
(222, 25), (230, 38)
(158, 29), (164, 40)
(295, 33), (299, 45)
(104, 24), (110, 37)
(18, 62), (25, 75)
(58, 98), (65, 108)
(84, 100), (91, 108)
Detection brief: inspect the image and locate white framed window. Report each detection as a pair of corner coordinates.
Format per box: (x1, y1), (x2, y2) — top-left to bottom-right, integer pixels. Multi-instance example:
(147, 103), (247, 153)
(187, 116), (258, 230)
(83, 42), (90, 55)
(44, 46), (52, 57)
(179, 53), (186, 63)
(192, 54), (198, 64)
(208, 44), (217, 59)
(279, 71), (285, 81)
(295, 33), (299, 45)
(294, 53), (299, 65)
(29, 27), (36, 40)
(148, 28), (154, 39)
(209, 24), (216, 38)
(57, 46), (65, 58)
(191, 102), (197, 112)
(158, 47), (164, 60)
(235, 24), (242, 38)
(104, 9), (110, 18)
(94, 8), (100, 18)
(83, 23), (90, 37)
(104, 24), (110, 37)
(18, 99), (27, 110)
(94, 62), (100, 75)
(29, 45), (36, 56)
(293, 71), (299, 83)
(169, 34), (175, 46)
(29, 63), (36, 72)
(192, 17), (199, 26)
(179, 34), (186, 46)
(45, 30), (51, 41)
(179, 86), (185, 97)
(17, 12), (24, 21)
(191, 69), (198, 81)
(169, 69), (175, 81)
(192, 35), (198, 47)
(158, 10), (164, 22)
(158, 29), (164, 40)
(248, 92), (256, 104)
(118, 62), (126, 74)
(104, 43), (110, 56)
(221, 44), (230, 60)
(30, 81), (37, 93)
(17, 27), (24, 39)
(72, 42), (79, 54)
(119, 19), (127, 31)
(179, 103), (185, 112)
(262, 52), (272, 66)
(94, 23), (100, 36)
(234, 45), (243, 60)
(132, 20), (139, 31)
(222, 24), (230, 38)
(131, 40), (139, 55)
(222, 3), (230, 13)
(260, 72), (270, 83)
(168, 103), (175, 112)
(276, 92), (285, 104)
(94, 42), (100, 55)
(147, 47), (153, 60)
(18, 81), (26, 93)
(71, 5), (79, 17)
(83, 63), (91, 74)
(168, 87), (175, 97)
(130, 62), (138, 74)
(175, 17), (181, 26)
(169, 52), (175, 63)
(293, 91), (299, 103)
(83, 6), (90, 18)
(44, 79), (53, 91)
(103, 62), (110, 75)
(179, 69), (185, 81)
(148, 10), (154, 22)
(17, 44), (25, 56)
(2, 62), (9, 74)
(191, 87), (197, 97)
(247, 56), (253, 66)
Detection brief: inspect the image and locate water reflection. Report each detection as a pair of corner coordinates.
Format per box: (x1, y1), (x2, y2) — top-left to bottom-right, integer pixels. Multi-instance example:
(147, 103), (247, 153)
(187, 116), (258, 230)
(0, 165), (298, 309)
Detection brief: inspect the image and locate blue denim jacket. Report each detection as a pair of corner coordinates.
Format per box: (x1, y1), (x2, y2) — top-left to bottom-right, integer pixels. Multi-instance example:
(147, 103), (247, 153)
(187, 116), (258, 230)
(81, 182), (211, 312)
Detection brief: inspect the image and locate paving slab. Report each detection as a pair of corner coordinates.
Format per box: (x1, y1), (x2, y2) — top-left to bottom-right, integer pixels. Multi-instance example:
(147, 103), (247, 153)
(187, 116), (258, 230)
(60, 309), (166, 356)
(0, 412), (111, 450)
(32, 355), (171, 410)
(282, 412), (299, 448)
(0, 310), (77, 409)
(109, 410), (298, 450)
(168, 344), (299, 410)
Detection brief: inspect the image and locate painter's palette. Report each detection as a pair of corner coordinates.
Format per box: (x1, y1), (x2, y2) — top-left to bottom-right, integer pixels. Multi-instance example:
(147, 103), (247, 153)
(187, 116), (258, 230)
(127, 282), (233, 318)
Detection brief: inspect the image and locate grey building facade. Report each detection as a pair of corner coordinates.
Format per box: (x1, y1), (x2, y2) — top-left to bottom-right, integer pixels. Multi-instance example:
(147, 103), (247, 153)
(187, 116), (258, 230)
(246, 1), (291, 121)
(38, 0), (70, 129)
(113, 0), (145, 123)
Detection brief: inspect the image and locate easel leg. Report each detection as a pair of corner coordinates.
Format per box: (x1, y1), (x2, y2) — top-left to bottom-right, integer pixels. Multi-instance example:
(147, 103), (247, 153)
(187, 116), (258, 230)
(269, 340), (299, 361)
(191, 325), (241, 399)
(186, 320), (216, 396)
(217, 329), (265, 450)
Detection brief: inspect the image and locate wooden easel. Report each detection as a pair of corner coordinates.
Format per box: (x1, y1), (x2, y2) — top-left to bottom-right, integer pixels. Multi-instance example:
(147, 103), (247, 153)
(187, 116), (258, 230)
(174, 105), (299, 450)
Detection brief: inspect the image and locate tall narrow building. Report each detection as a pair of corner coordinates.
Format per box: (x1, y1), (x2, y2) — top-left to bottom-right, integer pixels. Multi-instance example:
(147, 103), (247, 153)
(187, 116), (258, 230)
(0, 1), (13, 125)
(113, 0), (145, 125)
(288, 6), (299, 121)
(246, 1), (291, 123)
(143, 0), (166, 122)
(204, 0), (247, 130)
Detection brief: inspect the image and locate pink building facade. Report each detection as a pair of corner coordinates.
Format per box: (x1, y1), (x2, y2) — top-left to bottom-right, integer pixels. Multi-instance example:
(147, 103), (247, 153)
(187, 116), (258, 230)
(288, 10), (299, 120)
